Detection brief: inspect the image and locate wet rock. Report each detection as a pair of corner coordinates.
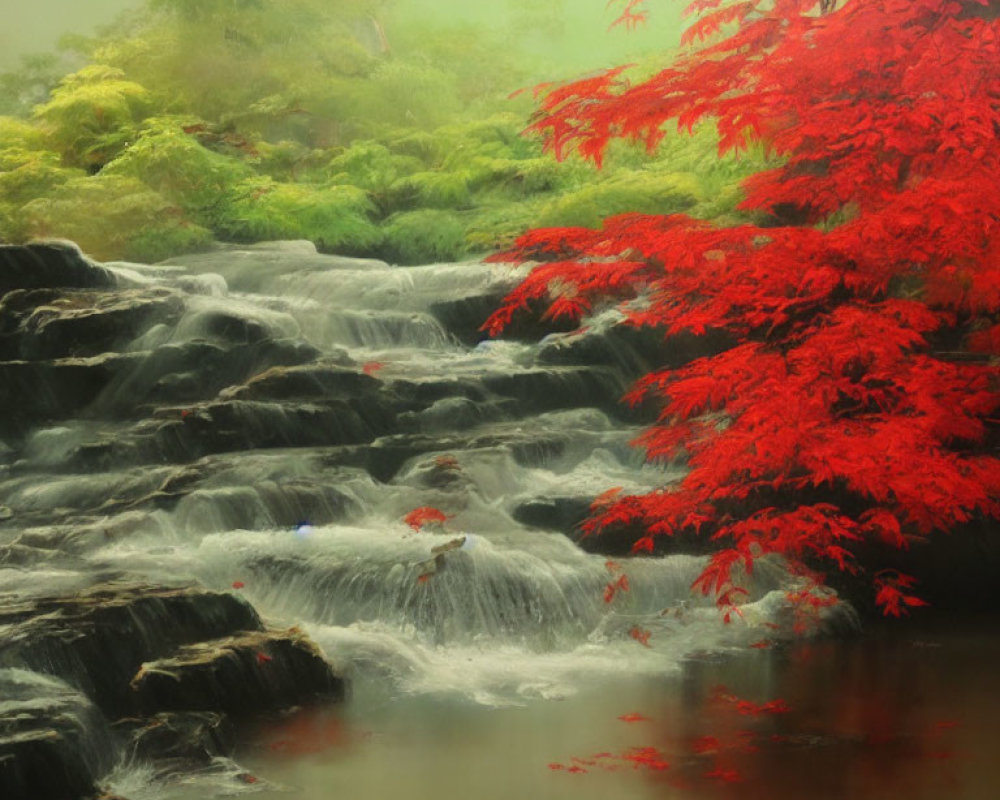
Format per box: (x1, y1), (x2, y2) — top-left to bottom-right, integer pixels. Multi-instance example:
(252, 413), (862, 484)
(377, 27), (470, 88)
(0, 669), (113, 800)
(482, 366), (633, 420)
(429, 292), (575, 346)
(144, 398), (390, 462)
(97, 337), (321, 414)
(1, 289), (184, 361)
(0, 354), (142, 438)
(131, 629), (345, 716)
(0, 583), (263, 715)
(0, 242), (115, 293)
(512, 496), (592, 536)
(218, 361), (375, 403)
(115, 711), (234, 778)
(537, 323), (734, 373)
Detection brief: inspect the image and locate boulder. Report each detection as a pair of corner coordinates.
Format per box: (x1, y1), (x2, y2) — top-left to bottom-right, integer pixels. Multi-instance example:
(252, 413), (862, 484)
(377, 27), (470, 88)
(0, 583), (263, 715)
(0, 669), (113, 800)
(131, 629), (346, 716)
(0, 242), (115, 293)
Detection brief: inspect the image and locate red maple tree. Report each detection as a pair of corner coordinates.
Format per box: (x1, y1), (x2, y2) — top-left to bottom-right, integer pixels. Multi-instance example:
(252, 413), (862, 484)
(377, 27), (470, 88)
(485, 0), (1000, 616)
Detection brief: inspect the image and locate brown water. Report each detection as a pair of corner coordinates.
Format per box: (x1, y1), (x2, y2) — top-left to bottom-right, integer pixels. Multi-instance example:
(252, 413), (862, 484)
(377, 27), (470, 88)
(236, 617), (1000, 800)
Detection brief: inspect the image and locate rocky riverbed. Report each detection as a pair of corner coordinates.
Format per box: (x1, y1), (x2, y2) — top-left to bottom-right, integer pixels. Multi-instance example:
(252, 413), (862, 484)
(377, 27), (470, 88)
(0, 240), (856, 799)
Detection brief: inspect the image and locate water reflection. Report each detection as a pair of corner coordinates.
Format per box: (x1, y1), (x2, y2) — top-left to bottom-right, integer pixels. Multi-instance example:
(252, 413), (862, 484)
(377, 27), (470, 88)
(239, 620), (999, 800)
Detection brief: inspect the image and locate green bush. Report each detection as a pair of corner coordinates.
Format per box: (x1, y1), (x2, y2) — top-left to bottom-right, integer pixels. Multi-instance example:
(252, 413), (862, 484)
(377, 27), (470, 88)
(389, 169), (471, 210)
(379, 208), (468, 264)
(104, 116), (251, 224)
(462, 199), (545, 255)
(216, 178), (382, 254)
(325, 141), (423, 201)
(19, 174), (211, 261)
(32, 65), (153, 169)
(536, 170), (703, 229)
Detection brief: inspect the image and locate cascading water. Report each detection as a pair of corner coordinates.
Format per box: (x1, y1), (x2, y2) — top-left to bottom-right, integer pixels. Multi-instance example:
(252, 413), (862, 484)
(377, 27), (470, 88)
(0, 241), (851, 799)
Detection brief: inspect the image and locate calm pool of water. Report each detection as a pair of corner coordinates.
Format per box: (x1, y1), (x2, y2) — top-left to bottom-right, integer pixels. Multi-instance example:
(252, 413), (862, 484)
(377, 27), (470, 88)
(236, 617), (1000, 800)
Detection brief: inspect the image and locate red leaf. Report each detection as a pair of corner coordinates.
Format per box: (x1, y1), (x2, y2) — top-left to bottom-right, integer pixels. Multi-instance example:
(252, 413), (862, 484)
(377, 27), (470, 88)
(403, 506), (449, 531)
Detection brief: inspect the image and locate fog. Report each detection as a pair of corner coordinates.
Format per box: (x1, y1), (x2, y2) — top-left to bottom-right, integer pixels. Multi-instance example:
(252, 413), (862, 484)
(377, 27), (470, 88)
(1, 0), (683, 72)
(0, 0), (139, 68)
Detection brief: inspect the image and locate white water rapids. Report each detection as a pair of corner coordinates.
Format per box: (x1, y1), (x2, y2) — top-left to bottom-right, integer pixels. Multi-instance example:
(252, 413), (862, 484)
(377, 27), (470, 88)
(0, 241), (853, 799)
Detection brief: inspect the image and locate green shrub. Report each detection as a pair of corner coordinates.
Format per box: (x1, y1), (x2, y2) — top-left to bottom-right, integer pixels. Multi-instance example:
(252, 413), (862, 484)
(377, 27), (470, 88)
(379, 208), (467, 264)
(217, 178), (382, 254)
(325, 141), (423, 199)
(537, 170), (703, 229)
(32, 65), (153, 169)
(389, 169), (471, 210)
(104, 116), (251, 224)
(19, 174), (211, 261)
(462, 199), (545, 255)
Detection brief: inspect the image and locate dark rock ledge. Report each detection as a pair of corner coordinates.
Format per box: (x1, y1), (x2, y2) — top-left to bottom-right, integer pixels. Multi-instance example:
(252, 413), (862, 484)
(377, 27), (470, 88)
(0, 582), (346, 800)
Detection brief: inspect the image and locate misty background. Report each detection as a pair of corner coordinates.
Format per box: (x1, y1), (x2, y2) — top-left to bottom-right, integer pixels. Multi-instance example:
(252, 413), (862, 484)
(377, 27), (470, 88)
(1, 0), (684, 72)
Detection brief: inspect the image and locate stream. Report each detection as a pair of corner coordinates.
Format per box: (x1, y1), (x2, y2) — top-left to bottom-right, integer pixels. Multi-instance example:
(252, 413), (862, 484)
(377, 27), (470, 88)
(1, 241), (994, 799)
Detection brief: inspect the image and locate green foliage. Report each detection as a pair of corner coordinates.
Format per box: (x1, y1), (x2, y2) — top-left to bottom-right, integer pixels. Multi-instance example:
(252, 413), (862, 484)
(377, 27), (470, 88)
(462, 199), (545, 254)
(379, 209), (468, 265)
(32, 65), (153, 169)
(0, 117), (83, 241)
(0, 0), (761, 262)
(326, 141), (422, 189)
(19, 174), (211, 261)
(216, 179), (381, 254)
(389, 170), (471, 210)
(537, 170), (703, 229)
(103, 116), (251, 222)
(351, 60), (462, 132)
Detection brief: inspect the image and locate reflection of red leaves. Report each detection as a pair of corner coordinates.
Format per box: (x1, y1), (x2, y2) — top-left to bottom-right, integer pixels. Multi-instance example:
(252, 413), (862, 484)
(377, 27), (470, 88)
(691, 735), (719, 754)
(362, 361), (385, 376)
(239, 774), (259, 784)
(256, 652), (273, 665)
(434, 455), (460, 470)
(231, 581), (245, 589)
(711, 685), (791, 716)
(736, 698), (791, 716)
(623, 746), (670, 771)
(617, 712), (650, 723)
(403, 506), (449, 530)
(705, 768), (742, 783)
(628, 626), (652, 647)
(933, 720), (960, 730)
(749, 639), (772, 649)
(567, 765), (588, 774)
(259, 708), (349, 757)
(417, 573), (432, 584)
